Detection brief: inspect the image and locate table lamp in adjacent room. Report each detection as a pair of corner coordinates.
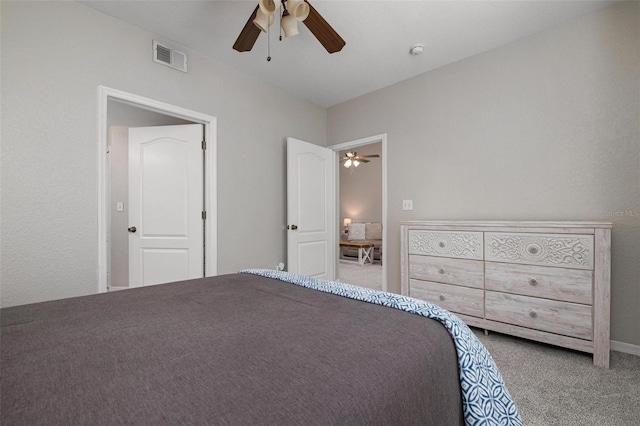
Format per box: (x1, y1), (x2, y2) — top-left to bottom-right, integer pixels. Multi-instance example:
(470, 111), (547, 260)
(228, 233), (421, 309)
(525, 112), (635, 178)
(343, 218), (352, 234)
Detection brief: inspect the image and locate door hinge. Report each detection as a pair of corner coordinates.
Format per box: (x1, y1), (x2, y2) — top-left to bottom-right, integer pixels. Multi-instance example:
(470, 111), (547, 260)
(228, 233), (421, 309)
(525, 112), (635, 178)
(202, 211), (207, 220)
(202, 140), (206, 150)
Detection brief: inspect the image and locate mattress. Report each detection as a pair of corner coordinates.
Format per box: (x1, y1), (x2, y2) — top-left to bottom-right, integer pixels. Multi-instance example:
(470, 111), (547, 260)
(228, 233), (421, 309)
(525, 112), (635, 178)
(1, 272), (469, 425)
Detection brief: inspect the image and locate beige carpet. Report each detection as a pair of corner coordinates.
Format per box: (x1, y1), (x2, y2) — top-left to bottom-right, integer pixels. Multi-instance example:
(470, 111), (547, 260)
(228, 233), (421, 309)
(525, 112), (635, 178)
(337, 261), (383, 291)
(475, 329), (640, 425)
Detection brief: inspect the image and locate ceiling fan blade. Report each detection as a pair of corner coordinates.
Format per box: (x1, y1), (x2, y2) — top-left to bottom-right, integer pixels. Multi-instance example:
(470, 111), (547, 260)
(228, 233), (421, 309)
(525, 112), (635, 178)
(358, 159), (371, 163)
(358, 154), (380, 158)
(302, 1), (345, 54)
(233, 6), (261, 52)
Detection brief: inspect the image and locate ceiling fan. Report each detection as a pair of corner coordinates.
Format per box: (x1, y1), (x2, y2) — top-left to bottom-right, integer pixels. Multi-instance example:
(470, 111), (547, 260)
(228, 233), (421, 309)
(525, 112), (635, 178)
(340, 151), (380, 168)
(233, 0), (345, 58)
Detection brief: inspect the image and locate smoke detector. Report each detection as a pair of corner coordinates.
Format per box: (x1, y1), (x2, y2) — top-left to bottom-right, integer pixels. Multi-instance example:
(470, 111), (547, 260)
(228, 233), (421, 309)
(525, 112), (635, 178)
(409, 44), (424, 56)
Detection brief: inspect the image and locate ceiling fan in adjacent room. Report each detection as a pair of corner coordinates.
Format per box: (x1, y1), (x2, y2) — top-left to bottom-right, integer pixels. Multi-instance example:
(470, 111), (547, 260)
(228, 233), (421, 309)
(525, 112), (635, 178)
(340, 152), (380, 168)
(233, 0), (345, 59)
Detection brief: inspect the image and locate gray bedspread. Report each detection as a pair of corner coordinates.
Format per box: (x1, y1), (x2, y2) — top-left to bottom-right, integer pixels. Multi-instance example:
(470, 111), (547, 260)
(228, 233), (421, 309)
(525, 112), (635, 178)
(1, 273), (463, 425)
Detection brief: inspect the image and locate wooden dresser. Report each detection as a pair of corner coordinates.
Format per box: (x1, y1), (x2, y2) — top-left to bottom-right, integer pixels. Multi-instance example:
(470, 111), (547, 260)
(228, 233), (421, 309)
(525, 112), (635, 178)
(400, 221), (612, 368)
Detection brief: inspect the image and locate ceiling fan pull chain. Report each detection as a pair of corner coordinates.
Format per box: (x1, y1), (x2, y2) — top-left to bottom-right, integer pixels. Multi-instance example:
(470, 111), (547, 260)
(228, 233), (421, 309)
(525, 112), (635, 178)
(267, 19), (272, 61)
(279, 4), (283, 41)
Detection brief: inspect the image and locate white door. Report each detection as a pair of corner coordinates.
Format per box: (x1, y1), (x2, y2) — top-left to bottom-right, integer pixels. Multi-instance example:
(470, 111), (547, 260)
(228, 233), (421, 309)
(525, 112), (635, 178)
(287, 137), (336, 279)
(129, 124), (204, 287)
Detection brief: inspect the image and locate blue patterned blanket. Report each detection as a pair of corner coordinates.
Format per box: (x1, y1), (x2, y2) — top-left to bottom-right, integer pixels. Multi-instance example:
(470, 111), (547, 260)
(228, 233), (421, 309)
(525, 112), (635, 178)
(241, 269), (523, 426)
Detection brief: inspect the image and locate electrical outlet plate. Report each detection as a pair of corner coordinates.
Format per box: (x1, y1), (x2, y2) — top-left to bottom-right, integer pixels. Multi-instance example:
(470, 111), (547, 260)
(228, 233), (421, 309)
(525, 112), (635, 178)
(402, 200), (413, 210)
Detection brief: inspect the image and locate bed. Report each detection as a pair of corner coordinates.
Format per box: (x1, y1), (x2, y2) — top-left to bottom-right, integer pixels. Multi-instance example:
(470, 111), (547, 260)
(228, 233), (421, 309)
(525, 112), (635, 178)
(1, 270), (522, 425)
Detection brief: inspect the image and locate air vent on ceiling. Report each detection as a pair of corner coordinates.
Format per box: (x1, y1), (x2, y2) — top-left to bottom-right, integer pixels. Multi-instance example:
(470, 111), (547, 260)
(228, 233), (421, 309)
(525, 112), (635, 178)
(153, 41), (187, 73)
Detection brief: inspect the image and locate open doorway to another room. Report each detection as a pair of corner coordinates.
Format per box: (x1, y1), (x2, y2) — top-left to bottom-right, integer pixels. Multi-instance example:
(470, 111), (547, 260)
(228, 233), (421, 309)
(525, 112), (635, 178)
(107, 101), (197, 290)
(331, 135), (387, 291)
(98, 86), (218, 295)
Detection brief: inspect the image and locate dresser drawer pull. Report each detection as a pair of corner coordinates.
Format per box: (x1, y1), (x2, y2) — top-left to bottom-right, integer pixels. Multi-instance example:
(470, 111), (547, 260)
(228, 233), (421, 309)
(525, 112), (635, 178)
(529, 278), (538, 286)
(439, 294), (445, 301)
(529, 310), (538, 318)
(438, 268), (445, 274)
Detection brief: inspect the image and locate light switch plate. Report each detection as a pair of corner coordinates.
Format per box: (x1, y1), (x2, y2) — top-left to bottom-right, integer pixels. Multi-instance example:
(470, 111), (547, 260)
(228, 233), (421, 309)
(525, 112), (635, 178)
(402, 200), (413, 211)
(116, 202), (124, 212)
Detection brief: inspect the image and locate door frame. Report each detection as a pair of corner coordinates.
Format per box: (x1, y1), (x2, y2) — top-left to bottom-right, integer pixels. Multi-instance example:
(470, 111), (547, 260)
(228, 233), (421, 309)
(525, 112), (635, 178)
(328, 134), (387, 291)
(97, 85), (217, 293)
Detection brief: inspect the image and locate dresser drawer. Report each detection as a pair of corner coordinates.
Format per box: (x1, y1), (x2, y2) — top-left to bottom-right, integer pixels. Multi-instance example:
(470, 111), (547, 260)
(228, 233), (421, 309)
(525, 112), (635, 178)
(485, 262), (593, 304)
(485, 232), (594, 270)
(410, 279), (484, 318)
(408, 230), (483, 260)
(485, 291), (592, 340)
(409, 255), (484, 289)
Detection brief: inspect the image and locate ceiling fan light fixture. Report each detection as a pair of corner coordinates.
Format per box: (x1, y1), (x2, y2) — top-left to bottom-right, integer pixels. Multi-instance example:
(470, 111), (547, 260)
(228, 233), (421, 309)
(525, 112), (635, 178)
(233, 0), (345, 56)
(287, 0), (310, 21)
(259, 0), (282, 16)
(281, 14), (299, 37)
(253, 8), (274, 32)
(340, 151), (380, 168)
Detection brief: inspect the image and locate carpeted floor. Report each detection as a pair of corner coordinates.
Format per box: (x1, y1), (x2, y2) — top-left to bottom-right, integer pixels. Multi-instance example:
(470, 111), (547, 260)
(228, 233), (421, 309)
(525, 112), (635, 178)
(337, 261), (383, 291)
(474, 329), (640, 425)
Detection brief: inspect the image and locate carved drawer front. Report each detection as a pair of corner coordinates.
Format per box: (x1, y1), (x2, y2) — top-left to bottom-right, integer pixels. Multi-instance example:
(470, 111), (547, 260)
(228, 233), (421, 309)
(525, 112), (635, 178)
(485, 232), (594, 270)
(409, 255), (484, 289)
(485, 262), (593, 305)
(485, 291), (593, 340)
(410, 279), (484, 318)
(408, 230), (483, 260)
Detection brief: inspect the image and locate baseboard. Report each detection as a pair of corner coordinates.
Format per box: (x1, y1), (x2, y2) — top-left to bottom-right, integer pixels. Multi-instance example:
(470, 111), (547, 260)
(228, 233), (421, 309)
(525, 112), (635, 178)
(611, 340), (640, 356)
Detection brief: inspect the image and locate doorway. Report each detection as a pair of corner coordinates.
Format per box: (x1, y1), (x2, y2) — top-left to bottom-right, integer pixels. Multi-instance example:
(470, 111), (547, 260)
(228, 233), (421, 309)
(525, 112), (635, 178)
(97, 86), (217, 293)
(329, 134), (387, 292)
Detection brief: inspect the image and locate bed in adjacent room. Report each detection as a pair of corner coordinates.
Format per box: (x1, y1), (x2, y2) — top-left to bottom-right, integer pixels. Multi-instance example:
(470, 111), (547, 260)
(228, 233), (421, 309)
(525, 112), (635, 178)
(1, 270), (521, 425)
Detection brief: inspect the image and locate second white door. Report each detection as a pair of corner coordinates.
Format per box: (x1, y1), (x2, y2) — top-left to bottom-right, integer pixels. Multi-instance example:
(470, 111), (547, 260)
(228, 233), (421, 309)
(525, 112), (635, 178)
(287, 137), (336, 280)
(128, 124), (204, 287)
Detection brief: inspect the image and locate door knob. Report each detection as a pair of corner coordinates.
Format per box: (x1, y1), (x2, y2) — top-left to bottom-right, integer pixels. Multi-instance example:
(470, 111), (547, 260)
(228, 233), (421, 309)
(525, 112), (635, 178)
(288, 224), (298, 230)
(128, 226), (137, 233)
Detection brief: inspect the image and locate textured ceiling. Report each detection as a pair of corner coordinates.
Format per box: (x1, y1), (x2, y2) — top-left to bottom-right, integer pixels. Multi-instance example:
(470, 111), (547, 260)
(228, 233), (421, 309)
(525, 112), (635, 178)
(82, 0), (618, 107)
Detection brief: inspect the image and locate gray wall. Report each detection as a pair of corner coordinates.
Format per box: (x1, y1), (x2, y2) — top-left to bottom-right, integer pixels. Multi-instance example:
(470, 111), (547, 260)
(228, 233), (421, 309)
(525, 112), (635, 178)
(107, 101), (194, 128)
(339, 143), (382, 227)
(0, 1), (326, 307)
(328, 2), (640, 346)
(108, 126), (130, 289)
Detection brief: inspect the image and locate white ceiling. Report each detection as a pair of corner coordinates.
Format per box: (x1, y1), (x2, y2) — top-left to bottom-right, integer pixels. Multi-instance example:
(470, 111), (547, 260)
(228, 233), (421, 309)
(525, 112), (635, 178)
(82, 0), (618, 108)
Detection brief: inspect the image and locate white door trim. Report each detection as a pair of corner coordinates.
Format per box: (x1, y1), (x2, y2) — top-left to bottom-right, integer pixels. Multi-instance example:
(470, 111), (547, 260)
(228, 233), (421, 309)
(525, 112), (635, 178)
(97, 85), (217, 293)
(328, 134), (388, 292)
